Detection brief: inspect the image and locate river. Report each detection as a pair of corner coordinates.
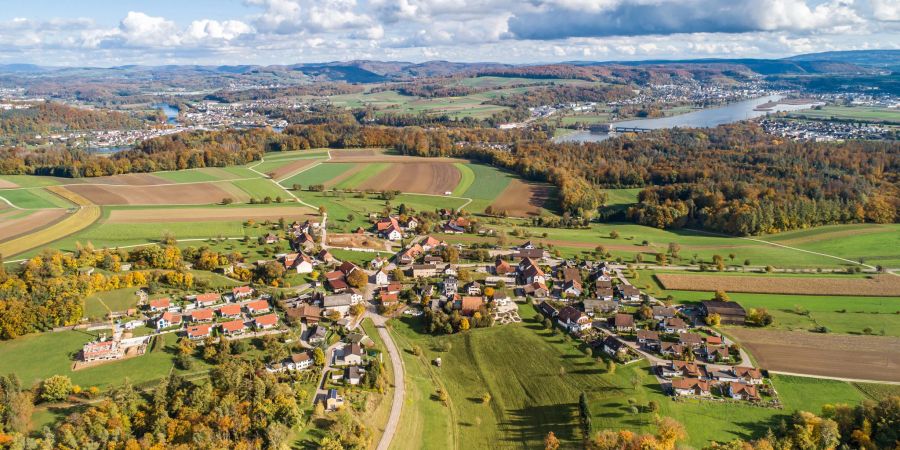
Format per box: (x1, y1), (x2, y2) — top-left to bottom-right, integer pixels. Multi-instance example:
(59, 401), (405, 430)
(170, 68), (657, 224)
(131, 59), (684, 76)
(553, 95), (820, 143)
(153, 103), (180, 124)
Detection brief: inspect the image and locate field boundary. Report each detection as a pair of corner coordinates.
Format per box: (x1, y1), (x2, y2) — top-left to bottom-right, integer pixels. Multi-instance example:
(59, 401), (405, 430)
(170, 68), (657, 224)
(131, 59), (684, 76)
(768, 371), (900, 386)
(0, 186), (101, 258)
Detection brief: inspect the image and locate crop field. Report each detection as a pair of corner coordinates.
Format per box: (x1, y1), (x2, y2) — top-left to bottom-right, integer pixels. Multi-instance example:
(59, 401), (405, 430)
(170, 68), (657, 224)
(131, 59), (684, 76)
(106, 205), (315, 223)
(280, 162), (356, 188)
(63, 181), (248, 205)
(0, 187), (73, 209)
(727, 328), (900, 382)
(656, 273), (900, 296)
(0, 187), (101, 258)
(307, 191), (468, 232)
(231, 178), (290, 200)
(656, 288), (900, 336)
(788, 105), (900, 124)
(357, 162), (461, 195)
(0, 175), (67, 188)
(264, 157), (325, 180)
(334, 162), (389, 189)
(0, 209), (68, 242)
(153, 167), (254, 183)
(489, 179), (556, 216)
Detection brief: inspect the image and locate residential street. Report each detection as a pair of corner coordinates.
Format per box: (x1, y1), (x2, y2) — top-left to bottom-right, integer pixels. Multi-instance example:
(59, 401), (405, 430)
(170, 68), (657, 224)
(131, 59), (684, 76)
(369, 310), (405, 450)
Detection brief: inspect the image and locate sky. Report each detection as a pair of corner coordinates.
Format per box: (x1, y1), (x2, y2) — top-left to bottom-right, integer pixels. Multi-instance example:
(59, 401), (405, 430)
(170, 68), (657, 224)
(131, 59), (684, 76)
(0, 0), (897, 66)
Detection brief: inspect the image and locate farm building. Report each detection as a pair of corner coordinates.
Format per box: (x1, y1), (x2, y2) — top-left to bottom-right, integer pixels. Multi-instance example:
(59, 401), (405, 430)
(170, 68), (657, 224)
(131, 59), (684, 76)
(700, 300), (747, 325)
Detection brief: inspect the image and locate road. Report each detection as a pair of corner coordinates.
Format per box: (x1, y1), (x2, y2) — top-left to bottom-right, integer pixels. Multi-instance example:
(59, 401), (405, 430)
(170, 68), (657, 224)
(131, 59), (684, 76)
(370, 310), (405, 450)
(311, 342), (341, 406)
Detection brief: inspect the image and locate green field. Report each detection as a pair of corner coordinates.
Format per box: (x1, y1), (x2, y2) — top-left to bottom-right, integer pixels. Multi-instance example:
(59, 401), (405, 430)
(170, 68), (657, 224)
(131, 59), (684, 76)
(605, 188), (641, 207)
(390, 303), (873, 448)
(0, 187), (73, 209)
(788, 105), (900, 124)
(232, 178), (289, 199)
(765, 224), (900, 268)
(458, 163), (516, 212)
(335, 163), (389, 189)
(328, 248), (385, 266)
(0, 330), (211, 390)
(304, 191), (468, 232)
(0, 175), (65, 188)
(83, 287), (142, 319)
(153, 169), (223, 183)
(451, 163), (476, 197)
(280, 163), (356, 188)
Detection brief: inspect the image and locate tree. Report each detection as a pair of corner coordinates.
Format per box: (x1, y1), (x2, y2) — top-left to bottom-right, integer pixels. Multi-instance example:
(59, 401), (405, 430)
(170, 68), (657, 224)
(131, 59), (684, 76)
(544, 431), (560, 450)
(747, 308), (774, 327)
(314, 401), (326, 418)
(39, 375), (72, 403)
(656, 253), (668, 266)
(706, 313), (721, 327)
(313, 347), (326, 366)
(347, 269), (368, 289)
(459, 318), (470, 331)
(606, 360), (616, 374)
(481, 392), (492, 404)
(609, 230), (620, 239)
(349, 303), (365, 317)
(655, 417), (687, 450)
(713, 290), (730, 302)
(667, 242), (681, 258)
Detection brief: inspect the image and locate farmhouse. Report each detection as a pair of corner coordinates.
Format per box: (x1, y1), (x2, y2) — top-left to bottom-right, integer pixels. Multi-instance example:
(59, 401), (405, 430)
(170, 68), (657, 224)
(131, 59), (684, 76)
(613, 313), (635, 332)
(734, 366), (764, 384)
(557, 306), (591, 333)
(494, 258), (513, 275)
(671, 378), (711, 397)
(148, 297), (171, 312)
(283, 253), (314, 274)
(617, 284), (641, 302)
(728, 382), (760, 401)
(254, 314), (279, 330)
(318, 249), (335, 264)
(421, 235), (444, 250)
(82, 339), (124, 362)
(245, 300), (271, 315)
(584, 299), (617, 315)
(323, 294), (356, 316)
(398, 244), (424, 265)
(187, 324), (212, 340)
(701, 301), (747, 325)
(285, 304), (322, 324)
(519, 258), (546, 284)
(156, 311), (182, 330)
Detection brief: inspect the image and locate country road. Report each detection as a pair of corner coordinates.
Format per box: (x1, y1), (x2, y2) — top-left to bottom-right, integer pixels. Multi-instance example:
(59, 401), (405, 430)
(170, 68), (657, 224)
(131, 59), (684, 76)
(370, 311), (405, 450)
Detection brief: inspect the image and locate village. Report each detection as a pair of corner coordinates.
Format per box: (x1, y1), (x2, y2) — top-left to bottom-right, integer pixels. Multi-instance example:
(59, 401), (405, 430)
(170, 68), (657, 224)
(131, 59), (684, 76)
(76, 208), (775, 411)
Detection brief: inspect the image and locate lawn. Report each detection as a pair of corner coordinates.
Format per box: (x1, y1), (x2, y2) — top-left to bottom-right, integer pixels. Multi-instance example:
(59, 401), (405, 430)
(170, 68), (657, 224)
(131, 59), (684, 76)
(0, 187), (73, 209)
(83, 287), (142, 319)
(328, 248), (384, 266)
(280, 163), (356, 189)
(0, 331), (212, 390)
(452, 163), (476, 197)
(389, 302), (878, 448)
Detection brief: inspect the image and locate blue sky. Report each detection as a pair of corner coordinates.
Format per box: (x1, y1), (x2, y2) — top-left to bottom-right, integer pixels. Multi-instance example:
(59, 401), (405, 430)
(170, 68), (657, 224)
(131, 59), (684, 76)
(0, 0), (897, 66)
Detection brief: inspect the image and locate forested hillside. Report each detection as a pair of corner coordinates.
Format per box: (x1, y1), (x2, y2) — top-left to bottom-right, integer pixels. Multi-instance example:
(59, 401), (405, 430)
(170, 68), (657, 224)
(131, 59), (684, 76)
(0, 102), (145, 138)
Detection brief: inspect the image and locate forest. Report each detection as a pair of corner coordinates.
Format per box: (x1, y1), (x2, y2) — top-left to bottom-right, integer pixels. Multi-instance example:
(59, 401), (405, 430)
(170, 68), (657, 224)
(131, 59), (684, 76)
(0, 119), (896, 234)
(0, 102), (146, 141)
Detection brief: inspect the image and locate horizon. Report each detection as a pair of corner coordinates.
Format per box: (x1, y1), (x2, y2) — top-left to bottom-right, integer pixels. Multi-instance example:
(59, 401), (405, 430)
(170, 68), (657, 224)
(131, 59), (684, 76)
(0, 0), (898, 66)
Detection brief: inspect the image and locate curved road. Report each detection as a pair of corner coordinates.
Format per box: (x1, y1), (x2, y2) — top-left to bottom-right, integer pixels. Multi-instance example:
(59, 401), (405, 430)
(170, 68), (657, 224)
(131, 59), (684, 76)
(370, 311), (405, 450)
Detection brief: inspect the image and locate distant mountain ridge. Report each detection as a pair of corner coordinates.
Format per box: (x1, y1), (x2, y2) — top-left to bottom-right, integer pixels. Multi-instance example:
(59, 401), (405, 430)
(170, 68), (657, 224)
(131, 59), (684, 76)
(0, 50), (894, 84)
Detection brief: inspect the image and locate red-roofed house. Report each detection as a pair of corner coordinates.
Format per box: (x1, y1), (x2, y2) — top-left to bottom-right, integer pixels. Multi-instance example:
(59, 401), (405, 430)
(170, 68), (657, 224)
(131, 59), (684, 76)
(148, 297), (171, 312)
(245, 300), (271, 315)
(187, 324), (212, 340)
(728, 382), (760, 401)
(456, 296), (484, 315)
(232, 286), (254, 299)
(190, 309), (214, 322)
(380, 292), (399, 307)
(671, 378), (711, 397)
(156, 311), (182, 330)
(217, 303), (242, 318)
(254, 314), (279, 330)
(221, 319), (246, 335)
(195, 293), (221, 308)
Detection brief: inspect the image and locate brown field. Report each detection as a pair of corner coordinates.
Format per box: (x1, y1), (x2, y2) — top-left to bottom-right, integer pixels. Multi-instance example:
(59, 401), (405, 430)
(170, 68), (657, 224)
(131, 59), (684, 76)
(656, 273), (900, 296)
(270, 158), (322, 181)
(330, 149), (378, 159)
(0, 179), (19, 188)
(107, 206), (317, 223)
(728, 328), (900, 382)
(329, 150), (468, 164)
(64, 182), (248, 205)
(489, 180), (554, 217)
(0, 209), (68, 242)
(323, 164), (368, 188)
(327, 233), (392, 251)
(68, 173), (169, 186)
(357, 162), (461, 195)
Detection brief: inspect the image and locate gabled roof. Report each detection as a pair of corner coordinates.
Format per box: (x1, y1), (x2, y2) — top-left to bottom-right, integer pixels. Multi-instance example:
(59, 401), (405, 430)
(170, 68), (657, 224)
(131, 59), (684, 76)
(149, 298), (171, 309)
(734, 366), (763, 379)
(701, 300), (746, 316)
(338, 261), (359, 276)
(160, 311), (181, 323)
(637, 330), (660, 341)
(232, 286), (253, 295)
(187, 324), (212, 338)
(671, 378), (710, 392)
(246, 300), (270, 312)
(679, 332), (703, 346)
(730, 382), (759, 399)
(191, 309), (214, 321)
(221, 319), (246, 333)
(254, 314), (278, 327)
(196, 293), (221, 303)
(459, 296), (484, 314)
(614, 313), (635, 327)
(217, 304), (242, 316)
(557, 306), (585, 324)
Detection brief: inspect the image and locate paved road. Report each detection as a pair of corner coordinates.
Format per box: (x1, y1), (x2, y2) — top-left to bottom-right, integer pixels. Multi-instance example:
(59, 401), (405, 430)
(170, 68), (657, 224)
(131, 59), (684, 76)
(312, 342), (341, 406)
(370, 311), (405, 450)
